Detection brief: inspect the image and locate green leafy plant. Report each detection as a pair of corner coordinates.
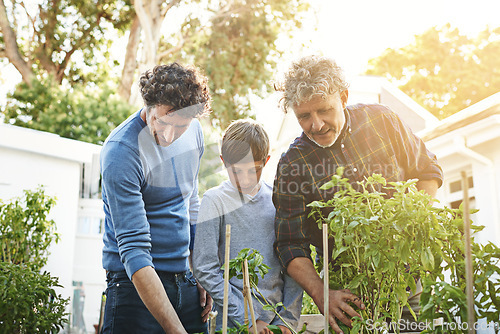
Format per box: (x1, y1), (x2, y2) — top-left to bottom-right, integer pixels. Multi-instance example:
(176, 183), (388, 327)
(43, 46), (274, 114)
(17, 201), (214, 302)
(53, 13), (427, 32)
(227, 248), (270, 287)
(0, 187), (58, 270)
(301, 293), (320, 315)
(213, 321), (286, 334)
(301, 247), (321, 315)
(0, 262), (69, 333)
(307, 168), (500, 333)
(226, 248), (306, 334)
(0, 188), (69, 332)
(419, 240), (500, 334)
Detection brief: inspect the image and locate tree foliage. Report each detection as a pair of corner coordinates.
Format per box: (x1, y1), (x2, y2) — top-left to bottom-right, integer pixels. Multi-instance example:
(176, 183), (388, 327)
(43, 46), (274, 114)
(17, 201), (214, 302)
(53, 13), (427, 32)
(1, 0), (309, 137)
(2, 77), (135, 145)
(0, 0), (133, 85)
(198, 119), (227, 196)
(158, 0), (309, 128)
(0, 0), (136, 143)
(366, 24), (500, 119)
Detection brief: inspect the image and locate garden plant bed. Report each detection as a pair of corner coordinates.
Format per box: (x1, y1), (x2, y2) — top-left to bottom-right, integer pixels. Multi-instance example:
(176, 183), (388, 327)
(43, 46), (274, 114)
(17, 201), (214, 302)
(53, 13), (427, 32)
(305, 170), (500, 334)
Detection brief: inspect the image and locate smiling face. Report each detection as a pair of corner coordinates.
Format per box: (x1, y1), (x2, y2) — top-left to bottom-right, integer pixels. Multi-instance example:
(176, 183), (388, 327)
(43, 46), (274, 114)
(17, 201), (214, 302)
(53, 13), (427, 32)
(293, 90), (348, 147)
(143, 105), (193, 147)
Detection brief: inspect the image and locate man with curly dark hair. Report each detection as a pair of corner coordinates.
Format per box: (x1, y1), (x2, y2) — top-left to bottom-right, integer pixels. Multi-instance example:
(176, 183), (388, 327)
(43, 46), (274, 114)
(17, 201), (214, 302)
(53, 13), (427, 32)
(100, 63), (213, 333)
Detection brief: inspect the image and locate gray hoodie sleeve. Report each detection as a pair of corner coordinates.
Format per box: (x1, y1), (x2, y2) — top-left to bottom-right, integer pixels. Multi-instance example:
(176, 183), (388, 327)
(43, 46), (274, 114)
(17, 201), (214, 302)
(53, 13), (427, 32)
(271, 273), (304, 330)
(192, 194), (246, 327)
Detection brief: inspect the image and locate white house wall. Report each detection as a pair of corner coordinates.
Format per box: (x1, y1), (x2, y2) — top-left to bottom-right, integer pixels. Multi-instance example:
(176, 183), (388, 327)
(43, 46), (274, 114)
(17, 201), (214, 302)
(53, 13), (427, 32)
(424, 116), (500, 247)
(0, 124), (103, 333)
(471, 140), (500, 245)
(74, 198), (107, 332)
(0, 146), (80, 304)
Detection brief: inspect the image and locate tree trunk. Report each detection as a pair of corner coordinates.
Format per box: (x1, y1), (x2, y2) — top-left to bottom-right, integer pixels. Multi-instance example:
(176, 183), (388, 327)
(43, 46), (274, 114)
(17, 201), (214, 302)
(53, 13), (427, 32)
(118, 14), (142, 102)
(0, 0), (34, 85)
(129, 0), (177, 106)
(134, 0), (163, 72)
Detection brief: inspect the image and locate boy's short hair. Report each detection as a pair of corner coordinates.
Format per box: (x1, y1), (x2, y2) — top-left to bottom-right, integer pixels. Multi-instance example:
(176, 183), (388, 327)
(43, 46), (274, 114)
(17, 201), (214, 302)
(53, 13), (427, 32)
(221, 119), (270, 166)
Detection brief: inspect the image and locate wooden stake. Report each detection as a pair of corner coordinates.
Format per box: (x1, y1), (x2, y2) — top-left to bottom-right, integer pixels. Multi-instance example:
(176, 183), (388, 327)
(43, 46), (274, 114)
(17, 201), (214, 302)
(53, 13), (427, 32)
(461, 171), (475, 334)
(222, 224), (231, 334)
(323, 223), (330, 334)
(243, 259), (258, 334)
(97, 291), (106, 333)
(209, 311), (218, 334)
(244, 292), (249, 325)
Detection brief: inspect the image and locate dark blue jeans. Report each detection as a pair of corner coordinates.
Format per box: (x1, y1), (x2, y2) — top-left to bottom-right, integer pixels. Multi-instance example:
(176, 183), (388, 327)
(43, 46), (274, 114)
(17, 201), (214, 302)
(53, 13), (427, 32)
(101, 270), (208, 334)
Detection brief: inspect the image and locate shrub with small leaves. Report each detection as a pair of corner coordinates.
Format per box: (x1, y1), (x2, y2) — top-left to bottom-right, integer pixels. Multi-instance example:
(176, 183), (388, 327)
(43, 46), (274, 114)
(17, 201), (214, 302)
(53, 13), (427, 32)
(0, 188), (58, 271)
(0, 188), (69, 333)
(0, 262), (69, 333)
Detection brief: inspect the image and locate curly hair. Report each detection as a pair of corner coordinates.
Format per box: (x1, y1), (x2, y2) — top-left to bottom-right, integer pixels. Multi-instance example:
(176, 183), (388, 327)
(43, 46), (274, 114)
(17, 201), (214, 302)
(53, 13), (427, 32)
(275, 55), (349, 113)
(139, 62), (212, 117)
(221, 119), (269, 166)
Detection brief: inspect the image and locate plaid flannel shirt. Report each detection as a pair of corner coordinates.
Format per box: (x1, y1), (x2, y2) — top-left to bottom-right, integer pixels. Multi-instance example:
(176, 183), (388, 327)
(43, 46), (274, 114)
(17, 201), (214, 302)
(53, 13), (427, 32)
(273, 103), (443, 270)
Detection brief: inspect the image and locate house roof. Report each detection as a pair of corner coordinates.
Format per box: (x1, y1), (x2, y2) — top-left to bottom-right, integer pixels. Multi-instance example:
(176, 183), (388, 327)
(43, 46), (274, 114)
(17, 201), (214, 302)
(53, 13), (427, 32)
(0, 123), (101, 163)
(380, 80), (439, 125)
(419, 92), (500, 141)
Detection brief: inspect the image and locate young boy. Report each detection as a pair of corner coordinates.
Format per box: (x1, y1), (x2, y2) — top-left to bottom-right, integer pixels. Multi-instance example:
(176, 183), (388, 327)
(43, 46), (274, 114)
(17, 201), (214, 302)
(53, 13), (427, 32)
(193, 119), (303, 333)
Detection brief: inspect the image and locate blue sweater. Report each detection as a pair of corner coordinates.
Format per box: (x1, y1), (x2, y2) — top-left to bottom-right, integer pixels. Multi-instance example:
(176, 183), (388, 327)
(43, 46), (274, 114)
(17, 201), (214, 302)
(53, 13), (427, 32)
(100, 110), (204, 279)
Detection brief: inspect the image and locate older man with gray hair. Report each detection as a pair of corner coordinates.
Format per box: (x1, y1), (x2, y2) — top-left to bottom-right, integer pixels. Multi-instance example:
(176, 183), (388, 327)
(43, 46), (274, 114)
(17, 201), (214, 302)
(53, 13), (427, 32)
(273, 55), (443, 334)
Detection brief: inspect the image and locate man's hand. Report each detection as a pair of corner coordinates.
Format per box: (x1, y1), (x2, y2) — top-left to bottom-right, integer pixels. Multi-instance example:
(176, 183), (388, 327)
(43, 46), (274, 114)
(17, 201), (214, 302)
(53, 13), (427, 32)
(416, 179), (439, 197)
(315, 288), (365, 334)
(132, 266), (187, 334)
(286, 257), (365, 334)
(196, 282), (213, 323)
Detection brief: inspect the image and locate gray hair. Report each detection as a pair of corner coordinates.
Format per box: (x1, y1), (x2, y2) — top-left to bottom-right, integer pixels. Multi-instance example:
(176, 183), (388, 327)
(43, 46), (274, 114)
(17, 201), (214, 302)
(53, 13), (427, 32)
(276, 55), (349, 113)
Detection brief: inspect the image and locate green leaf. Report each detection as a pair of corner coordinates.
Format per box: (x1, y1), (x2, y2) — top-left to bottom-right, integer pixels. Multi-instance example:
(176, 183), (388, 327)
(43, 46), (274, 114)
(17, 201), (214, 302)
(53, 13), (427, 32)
(372, 253), (381, 268)
(349, 274), (366, 289)
(421, 247), (435, 271)
(405, 274), (417, 294)
(320, 180), (335, 190)
(400, 242), (410, 262)
(395, 285), (408, 305)
(347, 220), (360, 229)
(267, 325), (283, 334)
(307, 201), (328, 208)
(263, 304), (275, 311)
(332, 246), (349, 260)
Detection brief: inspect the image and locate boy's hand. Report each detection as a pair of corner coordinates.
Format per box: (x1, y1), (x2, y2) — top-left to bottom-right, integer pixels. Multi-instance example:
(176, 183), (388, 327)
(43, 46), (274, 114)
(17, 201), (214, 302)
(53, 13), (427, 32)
(196, 282), (213, 322)
(277, 325), (292, 334)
